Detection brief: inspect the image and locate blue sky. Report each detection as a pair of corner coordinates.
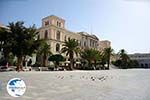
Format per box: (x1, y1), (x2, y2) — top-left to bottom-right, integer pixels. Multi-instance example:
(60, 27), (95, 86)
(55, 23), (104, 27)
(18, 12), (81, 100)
(0, 0), (150, 53)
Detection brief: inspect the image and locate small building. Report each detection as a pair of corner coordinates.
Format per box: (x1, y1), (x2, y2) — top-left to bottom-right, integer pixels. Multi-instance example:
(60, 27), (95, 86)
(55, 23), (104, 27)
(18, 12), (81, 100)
(128, 53), (150, 68)
(98, 40), (111, 51)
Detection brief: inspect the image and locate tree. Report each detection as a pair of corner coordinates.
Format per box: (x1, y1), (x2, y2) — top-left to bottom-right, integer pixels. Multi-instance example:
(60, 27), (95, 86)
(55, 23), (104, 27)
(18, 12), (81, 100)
(111, 60), (122, 68)
(99, 54), (107, 69)
(103, 47), (114, 69)
(81, 49), (100, 70)
(61, 38), (80, 70)
(118, 49), (130, 69)
(112, 49), (133, 69)
(48, 54), (65, 69)
(4, 21), (42, 71)
(0, 27), (13, 64)
(128, 60), (139, 68)
(38, 42), (52, 67)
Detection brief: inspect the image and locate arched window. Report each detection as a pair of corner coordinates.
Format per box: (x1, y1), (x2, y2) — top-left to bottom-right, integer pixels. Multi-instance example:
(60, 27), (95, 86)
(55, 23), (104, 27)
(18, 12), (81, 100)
(84, 41), (86, 46)
(64, 35), (67, 41)
(56, 31), (60, 40)
(68, 37), (70, 40)
(44, 30), (48, 39)
(145, 63), (148, 68)
(56, 43), (60, 52)
(141, 64), (144, 67)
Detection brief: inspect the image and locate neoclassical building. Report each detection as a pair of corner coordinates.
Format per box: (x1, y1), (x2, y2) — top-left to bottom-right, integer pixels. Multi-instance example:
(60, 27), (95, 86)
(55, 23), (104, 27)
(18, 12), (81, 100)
(38, 15), (81, 55)
(38, 15), (100, 59)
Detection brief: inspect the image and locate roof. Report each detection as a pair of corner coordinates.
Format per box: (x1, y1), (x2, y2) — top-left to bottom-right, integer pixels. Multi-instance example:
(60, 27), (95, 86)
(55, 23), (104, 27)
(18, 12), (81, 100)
(42, 15), (65, 22)
(78, 32), (99, 40)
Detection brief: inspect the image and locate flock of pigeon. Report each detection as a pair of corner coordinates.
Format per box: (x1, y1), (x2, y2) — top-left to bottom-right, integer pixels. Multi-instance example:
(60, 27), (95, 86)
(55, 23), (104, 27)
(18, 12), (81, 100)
(54, 74), (113, 82)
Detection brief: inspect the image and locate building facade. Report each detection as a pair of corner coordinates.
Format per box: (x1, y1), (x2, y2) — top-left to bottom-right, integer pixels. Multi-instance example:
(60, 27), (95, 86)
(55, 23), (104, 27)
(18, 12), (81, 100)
(78, 32), (99, 50)
(38, 15), (81, 55)
(128, 53), (150, 68)
(98, 40), (111, 51)
(38, 15), (100, 60)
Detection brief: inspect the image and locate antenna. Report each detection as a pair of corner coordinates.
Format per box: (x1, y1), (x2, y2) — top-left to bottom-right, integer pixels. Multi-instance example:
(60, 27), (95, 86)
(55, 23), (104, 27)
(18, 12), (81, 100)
(90, 24), (93, 35)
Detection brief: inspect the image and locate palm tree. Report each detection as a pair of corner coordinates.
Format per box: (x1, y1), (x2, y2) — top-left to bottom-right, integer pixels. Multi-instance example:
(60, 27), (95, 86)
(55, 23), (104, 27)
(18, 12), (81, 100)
(61, 38), (80, 70)
(81, 49), (100, 70)
(99, 53), (107, 69)
(38, 42), (52, 67)
(103, 47), (114, 69)
(118, 49), (130, 68)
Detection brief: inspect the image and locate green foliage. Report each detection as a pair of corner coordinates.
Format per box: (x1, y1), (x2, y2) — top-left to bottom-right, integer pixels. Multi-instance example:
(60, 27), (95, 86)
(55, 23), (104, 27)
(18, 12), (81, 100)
(38, 42), (52, 56)
(48, 54), (65, 68)
(31, 62), (42, 67)
(112, 49), (139, 69)
(61, 38), (80, 56)
(112, 59), (139, 69)
(61, 38), (80, 70)
(118, 49), (130, 68)
(48, 54), (65, 62)
(99, 54), (107, 68)
(102, 47), (114, 69)
(0, 21), (43, 71)
(8, 22), (41, 57)
(0, 27), (13, 61)
(38, 42), (52, 67)
(81, 48), (101, 69)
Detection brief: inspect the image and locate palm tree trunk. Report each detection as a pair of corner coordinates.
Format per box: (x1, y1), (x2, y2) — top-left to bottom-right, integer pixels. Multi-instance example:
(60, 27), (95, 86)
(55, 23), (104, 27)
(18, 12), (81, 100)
(69, 52), (74, 70)
(107, 60), (110, 70)
(94, 60), (97, 70)
(107, 56), (110, 70)
(43, 54), (47, 67)
(16, 56), (23, 72)
(88, 60), (91, 69)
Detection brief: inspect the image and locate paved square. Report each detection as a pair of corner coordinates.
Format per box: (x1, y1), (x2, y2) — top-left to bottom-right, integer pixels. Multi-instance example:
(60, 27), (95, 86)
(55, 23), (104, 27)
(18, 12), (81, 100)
(0, 69), (150, 100)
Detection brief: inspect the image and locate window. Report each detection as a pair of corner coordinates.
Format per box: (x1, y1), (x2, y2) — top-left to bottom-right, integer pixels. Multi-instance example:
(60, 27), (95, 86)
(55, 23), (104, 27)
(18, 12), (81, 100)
(84, 42), (86, 46)
(57, 21), (61, 27)
(44, 30), (48, 39)
(56, 43), (60, 52)
(59, 23), (61, 27)
(141, 64), (144, 67)
(64, 35), (67, 41)
(45, 21), (49, 26)
(92, 41), (94, 47)
(80, 41), (82, 46)
(57, 21), (59, 26)
(56, 31), (60, 40)
(90, 39), (92, 46)
(68, 37), (70, 40)
(145, 63), (148, 67)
